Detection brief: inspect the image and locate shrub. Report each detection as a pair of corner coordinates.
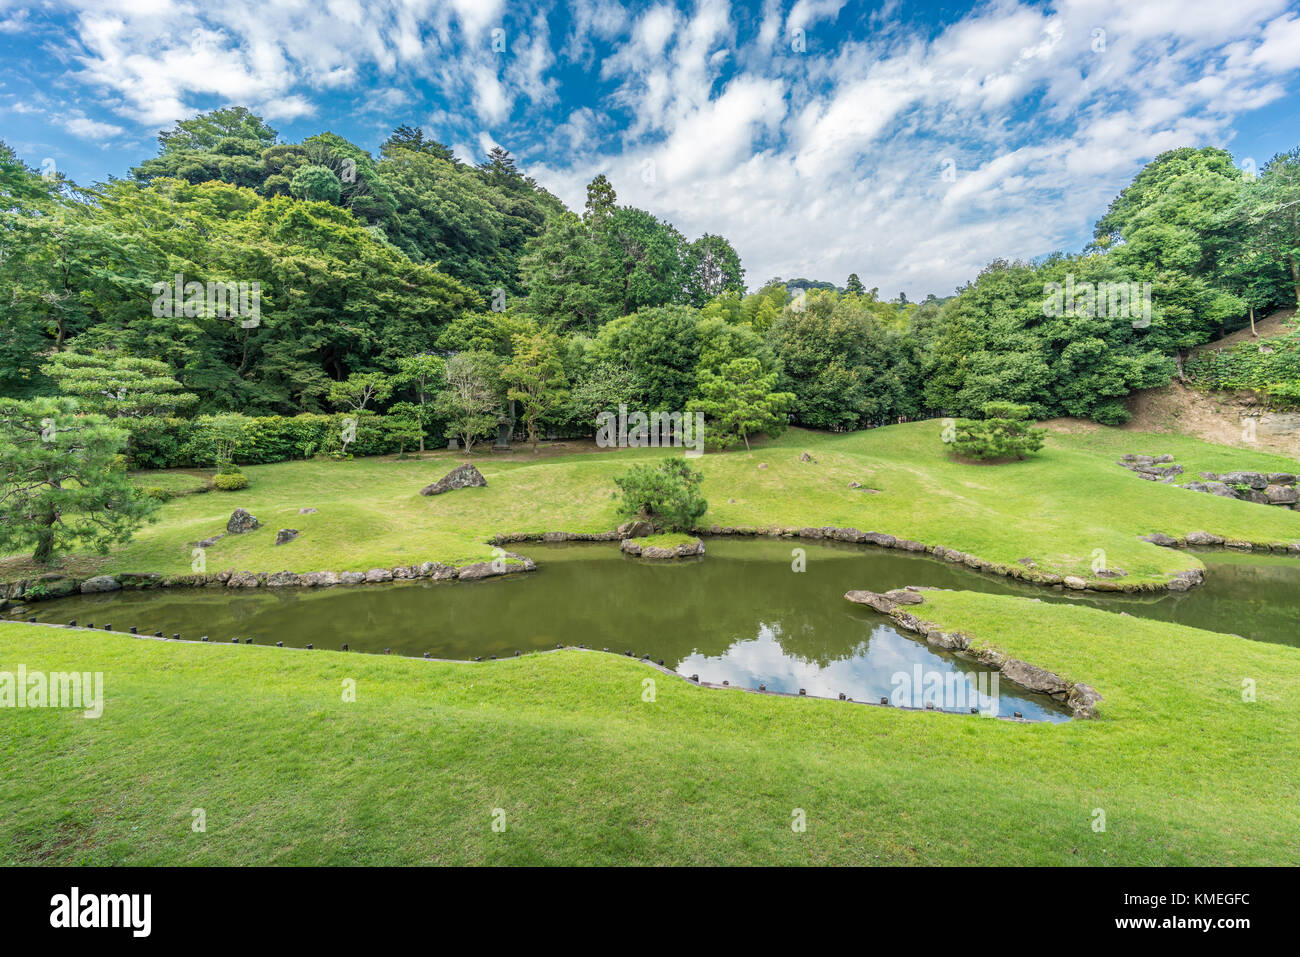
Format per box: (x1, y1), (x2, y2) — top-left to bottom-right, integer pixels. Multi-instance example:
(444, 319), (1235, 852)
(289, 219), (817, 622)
(212, 472), (249, 491)
(613, 459), (708, 531)
(142, 486), (172, 501)
(947, 401), (1046, 461)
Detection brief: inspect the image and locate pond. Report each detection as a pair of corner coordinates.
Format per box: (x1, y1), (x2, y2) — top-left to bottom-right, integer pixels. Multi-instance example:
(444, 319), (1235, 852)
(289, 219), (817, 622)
(12, 538), (1299, 721)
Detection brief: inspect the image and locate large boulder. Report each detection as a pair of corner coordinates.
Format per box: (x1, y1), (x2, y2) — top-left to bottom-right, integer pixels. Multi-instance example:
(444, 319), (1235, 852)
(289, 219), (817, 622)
(617, 520), (654, 538)
(1220, 471), (1268, 490)
(1184, 530), (1224, 546)
(226, 509), (259, 534)
(1265, 484), (1299, 505)
(419, 463), (487, 496)
(1267, 472), (1296, 486)
(265, 571), (301, 587)
(80, 575), (121, 594)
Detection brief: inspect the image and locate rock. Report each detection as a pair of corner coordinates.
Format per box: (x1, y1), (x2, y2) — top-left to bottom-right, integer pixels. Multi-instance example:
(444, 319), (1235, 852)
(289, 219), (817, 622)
(1220, 471), (1268, 490)
(1267, 473), (1296, 485)
(1067, 683), (1103, 719)
(757, 462), (768, 469)
(1095, 567), (1128, 578)
(298, 507), (318, 514)
(265, 571), (301, 587)
(883, 588), (925, 605)
(79, 575), (121, 594)
(274, 528), (299, 546)
(301, 571), (340, 587)
(196, 536), (224, 548)
(1265, 484), (1299, 505)
(1203, 481), (1239, 498)
(419, 463), (487, 496)
(844, 590), (897, 614)
(226, 571), (259, 588)
(1153, 454), (1175, 464)
(863, 532), (897, 548)
(1000, 659), (1070, 696)
(798, 452), (815, 463)
(617, 520), (654, 538)
(848, 481), (861, 488)
(364, 568), (394, 583)
(457, 561), (503, 580)
(339, 571), (366, 585)
(676, 539), (706, 557)
(392, 565), (419, 579)
(226, 508), (259, 534)
(1140, 532), (1178, 547)
(798, 527), (824, 539)
(1016, 556), (1038, 568)
(1063, 576), (1087, 590)
(1184, 530), (1224, 546)
(1199, 472), (1219, 481)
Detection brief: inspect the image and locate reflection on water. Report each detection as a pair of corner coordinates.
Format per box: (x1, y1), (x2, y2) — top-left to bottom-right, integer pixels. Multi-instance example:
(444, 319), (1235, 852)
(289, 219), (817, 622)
(15, 539), (1077, 721)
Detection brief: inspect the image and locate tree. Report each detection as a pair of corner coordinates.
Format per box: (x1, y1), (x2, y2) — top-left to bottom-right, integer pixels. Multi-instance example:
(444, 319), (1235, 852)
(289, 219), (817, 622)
(583, 174), (617, 223)
(395, 354), (446, 452)
(947, 401), (1046, 461)
(683, 234), (745, 307)
(384, 402), (427, 456)
(382, 124), (456, 161)
(290, 164), (342, 204)
(0, 397), (158, 565)
(502, 332), (569, 452)
(42, 351), (196, 418)
(132, 107), (277, 190)
(595, 305), (701, 412)
(768, 290), (914, 428)
(433, 352), (500, 453)
(328, 371), (393, 414)
(193, 413), (253, 471)
(1231, 150), (1300, 311)
(612, 458), (707, 531)
(688, 358), (794, 451)
(845, 273), (865, 295)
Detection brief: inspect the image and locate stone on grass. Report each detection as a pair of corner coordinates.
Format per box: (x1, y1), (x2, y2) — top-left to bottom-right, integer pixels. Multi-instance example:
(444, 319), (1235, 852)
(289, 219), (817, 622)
(274, 528), (299, 546)
(419, 463), (487, 496)
(226, 508), (259, 534)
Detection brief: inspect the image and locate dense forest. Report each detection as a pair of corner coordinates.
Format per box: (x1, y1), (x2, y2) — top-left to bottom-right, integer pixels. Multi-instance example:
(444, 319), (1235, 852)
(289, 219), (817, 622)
(2, 106), (1299, 466)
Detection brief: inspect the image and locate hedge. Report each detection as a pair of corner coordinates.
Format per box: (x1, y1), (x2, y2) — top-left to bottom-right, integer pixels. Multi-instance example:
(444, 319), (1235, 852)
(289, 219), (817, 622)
(123, 413), (444, 470)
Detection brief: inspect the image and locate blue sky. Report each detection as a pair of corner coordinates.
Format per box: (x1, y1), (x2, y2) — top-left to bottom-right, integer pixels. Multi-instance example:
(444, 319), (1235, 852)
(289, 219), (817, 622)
(3, 0), (1300, 296)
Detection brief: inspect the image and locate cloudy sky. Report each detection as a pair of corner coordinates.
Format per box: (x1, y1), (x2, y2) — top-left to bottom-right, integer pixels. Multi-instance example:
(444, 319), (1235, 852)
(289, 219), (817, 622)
(3, 0), (1299, 296)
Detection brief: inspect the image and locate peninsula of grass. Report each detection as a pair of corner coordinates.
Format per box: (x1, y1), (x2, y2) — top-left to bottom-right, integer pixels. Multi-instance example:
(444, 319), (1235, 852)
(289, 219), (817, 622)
(3, 422), (1299, 589)
(3, 589), (1297, 865)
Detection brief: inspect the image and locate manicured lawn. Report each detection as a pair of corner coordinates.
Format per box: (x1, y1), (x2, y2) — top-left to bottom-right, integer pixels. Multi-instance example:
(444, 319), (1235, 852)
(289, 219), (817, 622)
(4, 423), (1298, 589)
(3, 592), (1297, 865)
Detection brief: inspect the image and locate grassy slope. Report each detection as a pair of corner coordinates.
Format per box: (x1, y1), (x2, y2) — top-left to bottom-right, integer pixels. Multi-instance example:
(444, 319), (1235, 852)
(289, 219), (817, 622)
(3, 595), (1297, 865)
(5, 423), (1298, 588)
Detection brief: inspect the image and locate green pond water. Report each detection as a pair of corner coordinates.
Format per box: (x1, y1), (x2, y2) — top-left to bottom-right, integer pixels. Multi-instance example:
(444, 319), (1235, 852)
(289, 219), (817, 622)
(13, 539), (1300, 722)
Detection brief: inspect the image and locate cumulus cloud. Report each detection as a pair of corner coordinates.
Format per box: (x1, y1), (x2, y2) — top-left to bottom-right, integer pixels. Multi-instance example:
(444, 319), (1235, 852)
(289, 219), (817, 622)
(19, 0), (1300, 293)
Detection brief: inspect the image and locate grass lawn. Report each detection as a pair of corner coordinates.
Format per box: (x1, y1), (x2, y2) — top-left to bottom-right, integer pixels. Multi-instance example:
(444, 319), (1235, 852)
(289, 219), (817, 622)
(3, 589), (1297, 865)
(4, 422), (1298, 589)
